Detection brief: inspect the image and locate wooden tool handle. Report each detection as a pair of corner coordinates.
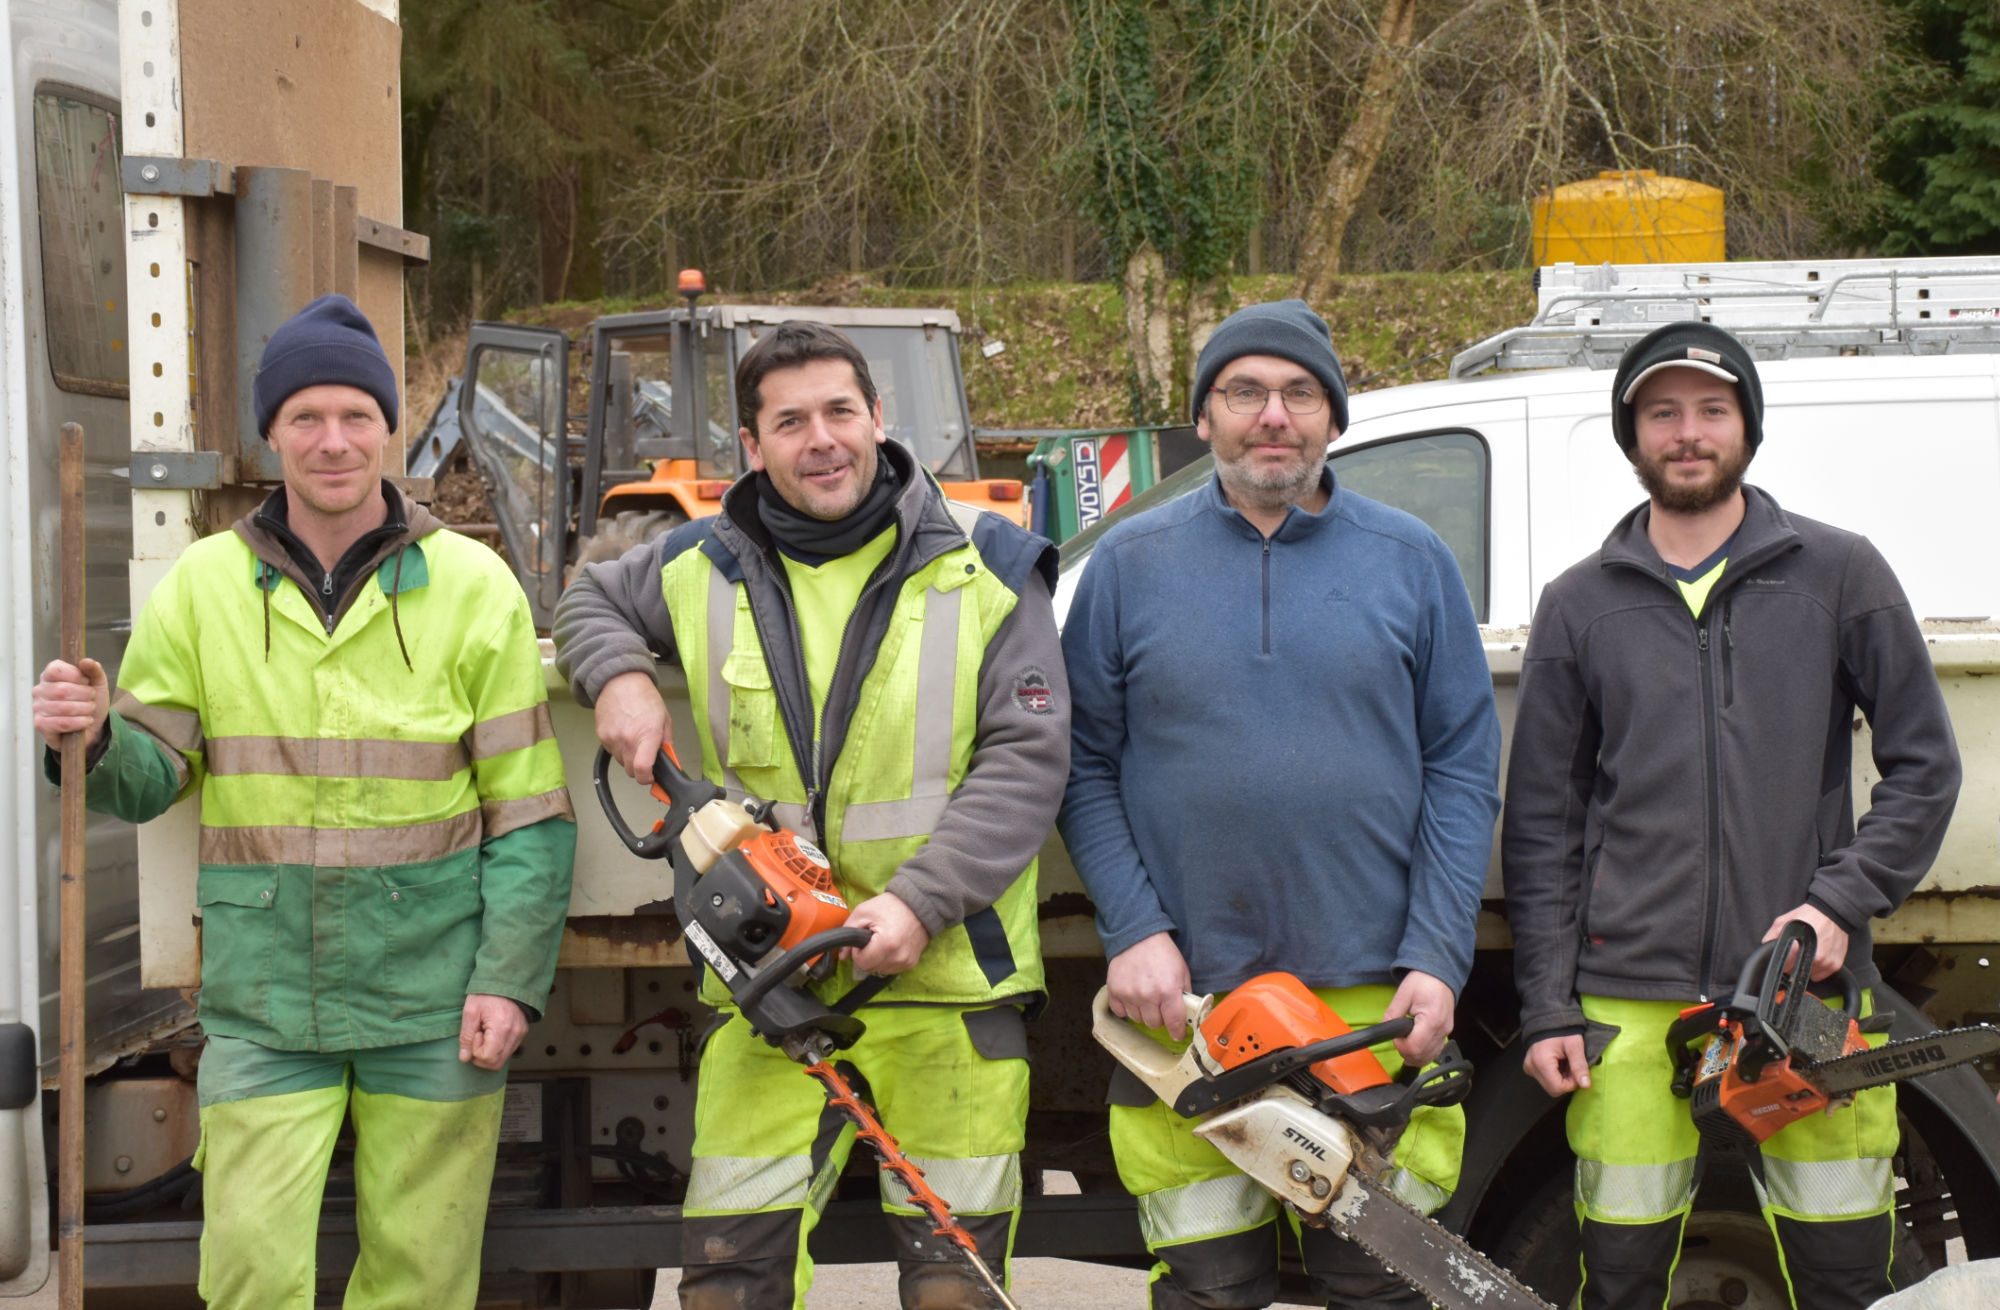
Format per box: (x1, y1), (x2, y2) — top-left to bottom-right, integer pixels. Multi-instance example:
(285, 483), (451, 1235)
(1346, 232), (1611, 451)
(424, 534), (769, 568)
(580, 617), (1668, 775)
(57, 422), (85, 1310)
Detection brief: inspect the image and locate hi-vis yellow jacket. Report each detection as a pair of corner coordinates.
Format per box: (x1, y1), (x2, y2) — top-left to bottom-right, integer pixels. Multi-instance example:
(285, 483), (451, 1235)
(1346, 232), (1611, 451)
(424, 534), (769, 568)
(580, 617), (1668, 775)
(555, 445), (1069, 1010)
(68, 489), (575, 1052)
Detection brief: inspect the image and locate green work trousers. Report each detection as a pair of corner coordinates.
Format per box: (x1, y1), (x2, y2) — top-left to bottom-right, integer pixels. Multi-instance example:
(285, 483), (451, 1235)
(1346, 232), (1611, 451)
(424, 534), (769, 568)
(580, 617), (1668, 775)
(679, 1002), (1030, 1310)
(1107, 983), (1465, 1309)
(1569, 993), (1899, 1310)
(194, 1033), (507, 1310)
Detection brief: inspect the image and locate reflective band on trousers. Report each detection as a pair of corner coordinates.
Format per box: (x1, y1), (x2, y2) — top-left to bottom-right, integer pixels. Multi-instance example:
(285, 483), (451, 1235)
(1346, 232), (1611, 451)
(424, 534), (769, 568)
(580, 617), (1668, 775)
(1384, 1167), (1449, 1217)
(683, 1153), (814, 1213)
(702, 569), (964, 845)
(1576, 1157), (1699, 1223)
(880, 1153), (1021, 1216)
(1754, 1156), (1893, 1220)
(1137, 1174), (1279, 1249)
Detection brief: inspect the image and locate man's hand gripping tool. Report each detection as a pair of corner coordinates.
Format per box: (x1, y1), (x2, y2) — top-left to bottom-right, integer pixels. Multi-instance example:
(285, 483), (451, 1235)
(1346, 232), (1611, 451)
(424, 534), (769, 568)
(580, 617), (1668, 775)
(594, 746), (1019, 1309)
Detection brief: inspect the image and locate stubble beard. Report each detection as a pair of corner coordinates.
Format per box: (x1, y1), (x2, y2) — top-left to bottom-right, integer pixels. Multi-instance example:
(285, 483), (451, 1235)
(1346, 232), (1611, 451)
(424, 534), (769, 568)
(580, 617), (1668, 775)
(1215, 441), (1329, 515)
(1635, 443), (1752, 515)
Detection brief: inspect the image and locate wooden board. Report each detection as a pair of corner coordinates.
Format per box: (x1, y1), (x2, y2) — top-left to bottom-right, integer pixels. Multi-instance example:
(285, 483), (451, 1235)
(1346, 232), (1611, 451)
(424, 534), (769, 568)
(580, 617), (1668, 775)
(176, 0), (407, 474)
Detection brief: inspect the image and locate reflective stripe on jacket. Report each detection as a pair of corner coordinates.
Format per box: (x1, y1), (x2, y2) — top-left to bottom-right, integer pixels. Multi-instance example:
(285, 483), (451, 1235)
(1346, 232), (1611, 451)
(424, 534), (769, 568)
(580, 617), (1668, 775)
(665, 496), (1044, 1007)
(82, 521), (575, 1051)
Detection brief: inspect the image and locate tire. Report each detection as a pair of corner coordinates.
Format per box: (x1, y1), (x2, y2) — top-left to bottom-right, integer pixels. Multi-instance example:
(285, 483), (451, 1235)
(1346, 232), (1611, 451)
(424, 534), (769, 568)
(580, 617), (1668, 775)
(567, 508), (688, 582)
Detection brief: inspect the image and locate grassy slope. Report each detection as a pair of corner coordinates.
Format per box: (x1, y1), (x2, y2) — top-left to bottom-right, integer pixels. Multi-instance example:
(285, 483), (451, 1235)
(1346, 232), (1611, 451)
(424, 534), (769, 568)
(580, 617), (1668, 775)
(407, 271), (1537, 435)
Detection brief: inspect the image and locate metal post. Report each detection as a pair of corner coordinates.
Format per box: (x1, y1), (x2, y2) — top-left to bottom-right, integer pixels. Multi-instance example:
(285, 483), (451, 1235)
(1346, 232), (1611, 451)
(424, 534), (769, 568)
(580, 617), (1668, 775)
(56, 424), (86, 1310)
(234, 167), (315, 481)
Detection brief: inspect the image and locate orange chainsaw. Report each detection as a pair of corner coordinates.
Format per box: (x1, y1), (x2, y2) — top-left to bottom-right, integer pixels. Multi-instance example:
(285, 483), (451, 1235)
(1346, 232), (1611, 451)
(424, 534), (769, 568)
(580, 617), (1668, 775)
(1668, 919), (2000, 1147)
(1094, 973), (1554, 1310)
(596, 746), (1017, 1309)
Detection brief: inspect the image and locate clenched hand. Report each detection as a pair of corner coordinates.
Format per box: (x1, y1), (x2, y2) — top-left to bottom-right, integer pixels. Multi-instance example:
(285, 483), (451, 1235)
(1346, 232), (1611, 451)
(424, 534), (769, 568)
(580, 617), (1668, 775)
(459, 993), (529, 1070)
(32, 658), (110, 753)
(595, 670), (673, 783)
(1106, 932), (1194, 1041)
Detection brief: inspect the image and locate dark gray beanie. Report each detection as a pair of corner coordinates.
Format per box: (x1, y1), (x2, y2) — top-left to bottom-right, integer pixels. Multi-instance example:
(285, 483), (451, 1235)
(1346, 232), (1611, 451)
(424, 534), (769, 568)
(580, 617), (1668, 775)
(1610, 321), (1763, 457)
(253, 294), (400, 437)
(1190, 299), (1349, 430)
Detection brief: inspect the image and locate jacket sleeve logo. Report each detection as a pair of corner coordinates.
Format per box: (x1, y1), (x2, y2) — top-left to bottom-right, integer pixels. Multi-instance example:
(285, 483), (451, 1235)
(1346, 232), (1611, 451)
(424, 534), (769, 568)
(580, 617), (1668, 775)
(1013, 666), (1053, 715)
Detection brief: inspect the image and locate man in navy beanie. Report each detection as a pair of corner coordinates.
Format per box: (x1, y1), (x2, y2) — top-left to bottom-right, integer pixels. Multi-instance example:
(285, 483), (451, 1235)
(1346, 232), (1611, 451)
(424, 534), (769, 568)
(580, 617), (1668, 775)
(31, 292), (576, 1307)
(1060, 300), (1500, 1308)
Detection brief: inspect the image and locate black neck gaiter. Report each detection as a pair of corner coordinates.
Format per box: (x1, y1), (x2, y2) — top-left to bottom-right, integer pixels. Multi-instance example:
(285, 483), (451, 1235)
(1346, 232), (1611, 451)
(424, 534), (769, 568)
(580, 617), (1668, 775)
(756, 456), (902, 563)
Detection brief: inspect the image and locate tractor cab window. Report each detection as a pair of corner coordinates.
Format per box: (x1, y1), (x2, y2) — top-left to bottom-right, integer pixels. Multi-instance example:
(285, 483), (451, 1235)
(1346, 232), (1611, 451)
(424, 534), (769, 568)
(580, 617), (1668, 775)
(734, 325), (975, 482)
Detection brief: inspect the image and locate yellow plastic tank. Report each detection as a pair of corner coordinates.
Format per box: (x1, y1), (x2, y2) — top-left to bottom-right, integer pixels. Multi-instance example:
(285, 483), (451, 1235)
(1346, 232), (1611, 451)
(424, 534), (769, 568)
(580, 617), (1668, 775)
(1531, 170), (1725, 264)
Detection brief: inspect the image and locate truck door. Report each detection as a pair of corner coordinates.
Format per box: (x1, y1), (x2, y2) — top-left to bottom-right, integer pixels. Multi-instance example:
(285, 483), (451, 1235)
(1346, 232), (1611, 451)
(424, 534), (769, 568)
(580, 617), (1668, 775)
(461, 324), (571, 627)
(1335, 397), (1530, 626)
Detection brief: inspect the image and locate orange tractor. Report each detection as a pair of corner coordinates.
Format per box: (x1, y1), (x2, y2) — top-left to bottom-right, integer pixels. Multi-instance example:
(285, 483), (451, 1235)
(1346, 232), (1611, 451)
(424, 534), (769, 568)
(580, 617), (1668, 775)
(420, 274), (1026, 627)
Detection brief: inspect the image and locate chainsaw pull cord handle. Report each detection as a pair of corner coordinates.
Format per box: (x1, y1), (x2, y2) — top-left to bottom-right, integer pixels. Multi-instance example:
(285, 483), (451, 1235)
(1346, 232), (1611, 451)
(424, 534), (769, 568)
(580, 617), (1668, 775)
(593, 744), (724, 862)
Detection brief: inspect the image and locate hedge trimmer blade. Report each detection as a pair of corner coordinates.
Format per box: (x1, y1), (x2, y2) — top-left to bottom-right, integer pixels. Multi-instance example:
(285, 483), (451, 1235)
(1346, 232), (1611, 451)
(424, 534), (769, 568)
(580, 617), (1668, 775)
(802, 1060), (1017, 1310)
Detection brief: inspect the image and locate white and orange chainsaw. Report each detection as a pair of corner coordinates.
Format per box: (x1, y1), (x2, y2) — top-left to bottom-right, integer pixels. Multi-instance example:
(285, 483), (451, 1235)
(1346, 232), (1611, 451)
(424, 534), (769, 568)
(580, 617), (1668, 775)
(1093, 976), (1554, 1310)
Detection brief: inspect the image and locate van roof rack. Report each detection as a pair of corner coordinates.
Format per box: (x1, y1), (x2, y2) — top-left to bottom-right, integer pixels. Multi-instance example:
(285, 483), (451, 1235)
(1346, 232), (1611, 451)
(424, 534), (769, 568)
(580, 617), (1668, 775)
(1451, 257), (2000, 379)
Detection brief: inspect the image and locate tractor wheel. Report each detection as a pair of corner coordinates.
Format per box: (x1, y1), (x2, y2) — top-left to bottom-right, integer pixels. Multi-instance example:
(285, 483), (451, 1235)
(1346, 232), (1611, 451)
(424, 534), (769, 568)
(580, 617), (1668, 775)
(567, 508), (688, 583)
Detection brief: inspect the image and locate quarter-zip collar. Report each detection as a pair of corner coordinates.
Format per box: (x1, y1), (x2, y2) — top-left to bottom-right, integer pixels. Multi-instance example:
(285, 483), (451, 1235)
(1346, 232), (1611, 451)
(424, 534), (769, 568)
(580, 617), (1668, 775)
(708, 442), (975, 838)
(1200, 466), (1342, 543)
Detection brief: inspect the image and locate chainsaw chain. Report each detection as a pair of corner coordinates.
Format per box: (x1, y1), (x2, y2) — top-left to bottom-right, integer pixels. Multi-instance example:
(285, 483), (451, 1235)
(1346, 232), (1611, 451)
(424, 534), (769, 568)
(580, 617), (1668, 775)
(1304, 1171), (1555, 1310)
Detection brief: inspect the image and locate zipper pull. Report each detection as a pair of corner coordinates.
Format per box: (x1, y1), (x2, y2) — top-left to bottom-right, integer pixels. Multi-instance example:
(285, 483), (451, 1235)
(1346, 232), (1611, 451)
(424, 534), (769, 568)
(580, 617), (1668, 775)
(322, 571), (334, 597)
(1698, 626), (1710, 652)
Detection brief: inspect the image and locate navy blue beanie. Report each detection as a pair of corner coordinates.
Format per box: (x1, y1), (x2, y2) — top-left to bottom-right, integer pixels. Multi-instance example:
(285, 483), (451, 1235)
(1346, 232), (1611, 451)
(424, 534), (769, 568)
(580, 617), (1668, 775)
(253, 294), (400, 436)
(1190, 299), (1349, 431)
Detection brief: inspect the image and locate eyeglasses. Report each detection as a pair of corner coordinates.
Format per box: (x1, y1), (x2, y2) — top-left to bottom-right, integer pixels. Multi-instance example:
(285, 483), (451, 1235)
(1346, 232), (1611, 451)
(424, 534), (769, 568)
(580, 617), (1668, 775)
(1211, 384), (1327, 415)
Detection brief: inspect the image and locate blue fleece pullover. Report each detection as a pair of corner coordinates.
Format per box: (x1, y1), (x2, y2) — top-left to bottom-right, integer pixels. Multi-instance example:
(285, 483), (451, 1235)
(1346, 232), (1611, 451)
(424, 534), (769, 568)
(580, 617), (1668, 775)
(1058, 471), (1501, 996)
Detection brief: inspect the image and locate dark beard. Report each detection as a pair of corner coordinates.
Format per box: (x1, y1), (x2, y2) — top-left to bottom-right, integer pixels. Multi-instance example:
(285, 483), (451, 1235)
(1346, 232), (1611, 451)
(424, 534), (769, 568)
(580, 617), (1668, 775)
(1634, 444), (1752, 514)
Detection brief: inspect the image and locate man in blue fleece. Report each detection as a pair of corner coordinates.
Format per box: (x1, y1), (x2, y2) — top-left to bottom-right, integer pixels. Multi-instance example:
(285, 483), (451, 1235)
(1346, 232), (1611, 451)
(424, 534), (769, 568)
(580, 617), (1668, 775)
(1059, 299), (1501, 1309)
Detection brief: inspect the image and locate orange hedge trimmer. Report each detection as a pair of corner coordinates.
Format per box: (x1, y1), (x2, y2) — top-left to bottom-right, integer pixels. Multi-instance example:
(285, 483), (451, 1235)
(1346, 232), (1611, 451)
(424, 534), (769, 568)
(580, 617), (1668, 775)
(597, 746), (1015, 1308)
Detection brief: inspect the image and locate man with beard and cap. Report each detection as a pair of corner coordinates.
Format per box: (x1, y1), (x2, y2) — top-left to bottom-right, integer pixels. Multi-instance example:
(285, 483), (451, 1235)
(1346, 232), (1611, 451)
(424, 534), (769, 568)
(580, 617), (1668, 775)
(1502, 320), (1962, 1309)
(554, 320), (1067, 1309)
(30, 294), (576, 1308)
(1058, 299), (1501, 1309)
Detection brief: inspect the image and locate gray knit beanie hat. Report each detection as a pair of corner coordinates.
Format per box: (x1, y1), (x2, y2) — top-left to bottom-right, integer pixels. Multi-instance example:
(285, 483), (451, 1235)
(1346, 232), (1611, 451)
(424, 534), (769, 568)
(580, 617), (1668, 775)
(1190, 299), (1349, 431)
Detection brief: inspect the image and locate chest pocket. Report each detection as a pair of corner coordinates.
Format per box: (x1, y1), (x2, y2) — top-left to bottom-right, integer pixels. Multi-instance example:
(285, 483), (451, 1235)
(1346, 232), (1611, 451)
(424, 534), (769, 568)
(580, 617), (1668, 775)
(720, 646), (778, 771)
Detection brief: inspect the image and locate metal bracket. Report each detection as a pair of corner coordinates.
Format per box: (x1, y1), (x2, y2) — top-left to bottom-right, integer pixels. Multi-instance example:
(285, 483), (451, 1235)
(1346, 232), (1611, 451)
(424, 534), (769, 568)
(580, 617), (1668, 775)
(129, 451), (230, 490)
(122, 154), (232, 197)
(122, 156), (429, 266)
(358, 216), (430, 266)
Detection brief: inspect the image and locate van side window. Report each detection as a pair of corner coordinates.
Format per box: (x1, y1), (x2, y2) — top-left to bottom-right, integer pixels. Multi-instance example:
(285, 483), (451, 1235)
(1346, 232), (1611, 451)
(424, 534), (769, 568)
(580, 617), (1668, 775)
(1332, 429), (1489, 621)
(34, 91), (128, 396)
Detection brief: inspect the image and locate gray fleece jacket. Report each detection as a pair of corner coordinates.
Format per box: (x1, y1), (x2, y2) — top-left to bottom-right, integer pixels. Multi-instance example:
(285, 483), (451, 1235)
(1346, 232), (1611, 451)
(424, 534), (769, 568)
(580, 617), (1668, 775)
(1502, 487), (1961, 1042)
(552, 443), (1069, 940)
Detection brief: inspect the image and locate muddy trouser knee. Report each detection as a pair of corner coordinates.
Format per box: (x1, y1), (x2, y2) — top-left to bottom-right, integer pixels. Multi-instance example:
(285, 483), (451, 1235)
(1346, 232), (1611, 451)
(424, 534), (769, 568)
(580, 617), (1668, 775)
(1106, 983), (1464, 1310)
(193, 1034), (507, 1310)
(680, 1003), (1029, 1310)
(1570, 994), (1898, 1310)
